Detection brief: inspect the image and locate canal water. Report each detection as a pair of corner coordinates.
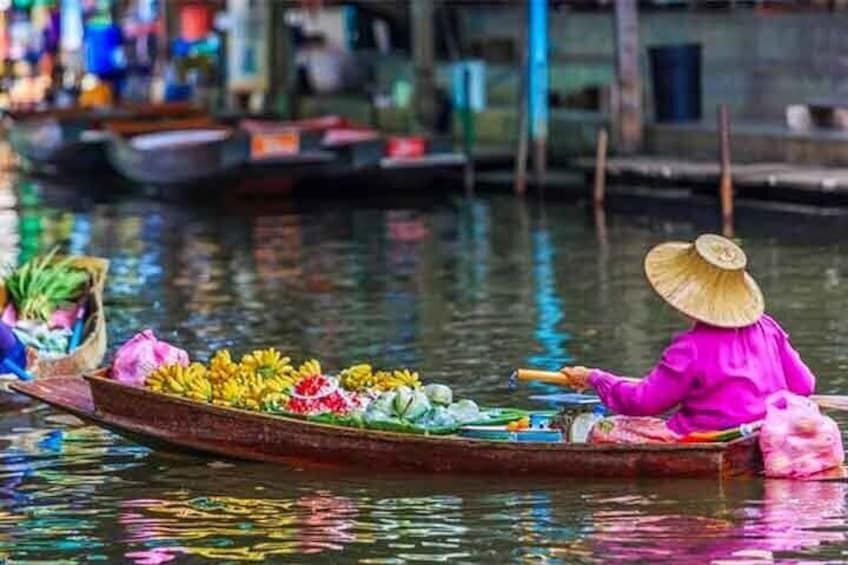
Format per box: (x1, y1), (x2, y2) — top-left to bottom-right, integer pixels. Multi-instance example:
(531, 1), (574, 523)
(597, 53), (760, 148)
(1, 173), (848, 563)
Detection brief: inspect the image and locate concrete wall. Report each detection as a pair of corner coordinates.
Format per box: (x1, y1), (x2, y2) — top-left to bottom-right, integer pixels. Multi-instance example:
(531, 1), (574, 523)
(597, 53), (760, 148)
(452, 7), (848, 122)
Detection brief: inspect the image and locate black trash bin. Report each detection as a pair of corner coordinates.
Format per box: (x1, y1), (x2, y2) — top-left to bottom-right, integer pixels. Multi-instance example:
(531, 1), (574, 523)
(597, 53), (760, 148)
(648, 43), (702, 122)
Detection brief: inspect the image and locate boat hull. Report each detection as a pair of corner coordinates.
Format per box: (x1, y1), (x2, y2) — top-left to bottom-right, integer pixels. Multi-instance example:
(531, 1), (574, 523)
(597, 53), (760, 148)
(7, 104), (201, 176)
(106, 128), (250, 189)
(13, 375), (763, 478)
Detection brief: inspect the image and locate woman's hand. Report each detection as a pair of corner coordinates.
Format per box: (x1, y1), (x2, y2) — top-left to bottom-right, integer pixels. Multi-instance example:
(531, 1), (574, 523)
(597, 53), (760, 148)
(559, 365), (593, 391)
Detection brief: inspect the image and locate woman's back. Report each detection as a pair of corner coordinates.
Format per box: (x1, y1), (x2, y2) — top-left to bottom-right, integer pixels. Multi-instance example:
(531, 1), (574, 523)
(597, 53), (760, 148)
(671, 315), (815, 434)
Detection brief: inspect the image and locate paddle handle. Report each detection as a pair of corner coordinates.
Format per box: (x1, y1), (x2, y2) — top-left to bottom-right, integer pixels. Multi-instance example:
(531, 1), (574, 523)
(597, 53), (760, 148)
(515, 369), (570, 386)
(811, 395), (848, 411)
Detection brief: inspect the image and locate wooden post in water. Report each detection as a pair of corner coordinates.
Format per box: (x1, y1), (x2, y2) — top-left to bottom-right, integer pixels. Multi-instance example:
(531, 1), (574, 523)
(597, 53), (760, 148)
(613, 0), (642, 153)
(514, 91), (529, 196)
(593, 128), (608, 208)
(411, 0), (436, 132)
(718, 104), (734, 237)
(514, 11), (529, 196)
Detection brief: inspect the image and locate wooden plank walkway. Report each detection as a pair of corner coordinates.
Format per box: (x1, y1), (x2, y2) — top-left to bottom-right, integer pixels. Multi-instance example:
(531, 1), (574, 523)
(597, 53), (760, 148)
(573, 156), (848, 193)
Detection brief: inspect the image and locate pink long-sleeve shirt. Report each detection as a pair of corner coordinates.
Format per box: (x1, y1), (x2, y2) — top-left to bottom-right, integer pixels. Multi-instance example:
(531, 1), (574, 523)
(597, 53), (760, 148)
(588, 314), (816, 435)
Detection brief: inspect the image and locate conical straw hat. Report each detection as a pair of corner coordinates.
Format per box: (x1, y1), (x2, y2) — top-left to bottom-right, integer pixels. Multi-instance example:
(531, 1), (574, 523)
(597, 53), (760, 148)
(644, 234), (764, 328)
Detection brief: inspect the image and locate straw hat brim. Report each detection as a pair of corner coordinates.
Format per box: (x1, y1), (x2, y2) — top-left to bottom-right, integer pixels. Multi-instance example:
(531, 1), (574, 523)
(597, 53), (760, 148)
(644, 241), (764, 328)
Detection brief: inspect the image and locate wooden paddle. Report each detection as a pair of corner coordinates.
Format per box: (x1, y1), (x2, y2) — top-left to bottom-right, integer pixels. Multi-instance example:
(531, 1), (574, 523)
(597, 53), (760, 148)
(512, 368), (848, 411)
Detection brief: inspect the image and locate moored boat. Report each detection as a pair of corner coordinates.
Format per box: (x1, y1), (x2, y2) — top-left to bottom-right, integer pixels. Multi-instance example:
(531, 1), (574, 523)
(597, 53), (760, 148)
(0, 256), (108, 411)
(2, 256), (109, 379)
(6, 103), (203, 176)
(106, 125), (250, 188)
(11, 373), (763, 478)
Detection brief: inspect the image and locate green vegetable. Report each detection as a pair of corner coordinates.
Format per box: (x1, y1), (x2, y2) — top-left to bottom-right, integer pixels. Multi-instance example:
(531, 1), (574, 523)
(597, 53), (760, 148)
(403, 390), (431, 421)
(364, 406), (400, 426)
(371, 391), (397, 414)
(423, 383), (453, 406)
(419, 405), (458, 429)
(448, 399), (481, 424)
(392, 386), (431, 421)
(393, 386), (414, 416)
(4, 248), (89, 322)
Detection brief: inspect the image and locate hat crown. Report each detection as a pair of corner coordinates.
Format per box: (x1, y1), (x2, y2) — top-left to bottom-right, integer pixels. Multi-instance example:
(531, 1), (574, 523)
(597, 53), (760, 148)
(694, 234), (746, 271)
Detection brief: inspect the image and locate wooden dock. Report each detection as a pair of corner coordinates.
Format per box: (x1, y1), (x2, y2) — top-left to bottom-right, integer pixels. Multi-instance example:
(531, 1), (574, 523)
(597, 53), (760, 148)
(574, 156), (848, 192)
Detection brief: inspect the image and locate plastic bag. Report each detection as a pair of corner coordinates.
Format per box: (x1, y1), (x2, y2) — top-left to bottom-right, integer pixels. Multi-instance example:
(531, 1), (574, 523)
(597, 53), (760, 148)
(759, 390), (844, 478)
(111, 330), (189, 386)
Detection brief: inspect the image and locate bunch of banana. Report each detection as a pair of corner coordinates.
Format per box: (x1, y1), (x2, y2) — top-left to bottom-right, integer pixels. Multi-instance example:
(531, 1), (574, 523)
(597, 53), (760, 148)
(261, 392), (289, 412)
(211, 378), (243, 407)
(208, 350), (240, 383)
(372, 369), (422, 392)
(146, 363), (210, 398)
(339, 364), (374, 392)
(233, 371), (266, 410)
(297, 359), (322, 380)
(262, 373), (295, 395)
(185, 374), (213, 402)
(240, 348), (296, 380)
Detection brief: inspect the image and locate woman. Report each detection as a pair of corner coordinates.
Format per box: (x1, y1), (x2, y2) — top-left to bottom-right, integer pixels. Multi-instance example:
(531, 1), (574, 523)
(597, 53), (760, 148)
(560, 234), (815, 443)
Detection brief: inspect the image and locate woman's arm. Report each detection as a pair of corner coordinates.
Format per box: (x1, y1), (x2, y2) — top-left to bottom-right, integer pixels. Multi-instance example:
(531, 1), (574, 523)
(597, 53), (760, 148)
(563, 336), (697, 417)
(779, 334), (815, 396)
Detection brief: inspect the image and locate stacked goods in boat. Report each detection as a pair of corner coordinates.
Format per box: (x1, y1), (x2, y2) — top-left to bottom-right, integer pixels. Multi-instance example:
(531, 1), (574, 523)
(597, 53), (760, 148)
(1, 251), (108, 378)
(137, 347), (522, 435)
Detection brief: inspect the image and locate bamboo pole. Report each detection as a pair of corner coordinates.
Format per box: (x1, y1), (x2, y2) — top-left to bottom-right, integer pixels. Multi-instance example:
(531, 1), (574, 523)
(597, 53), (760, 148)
(718, 104), (734, 237)
(593, 128), (608, 208)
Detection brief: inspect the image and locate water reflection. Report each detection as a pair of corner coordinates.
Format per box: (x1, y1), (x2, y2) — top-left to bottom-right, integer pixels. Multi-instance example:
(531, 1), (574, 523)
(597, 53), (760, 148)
(0, 172), (846, 561)
(588, 480), (848, 563)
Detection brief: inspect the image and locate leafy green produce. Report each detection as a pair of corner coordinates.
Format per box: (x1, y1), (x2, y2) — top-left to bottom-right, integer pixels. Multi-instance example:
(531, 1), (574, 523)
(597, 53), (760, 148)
(448, 399), (482, 424)
(4, 248), (89, 321)
(371, 390), (397, 414)
(423, 383), (453, 406)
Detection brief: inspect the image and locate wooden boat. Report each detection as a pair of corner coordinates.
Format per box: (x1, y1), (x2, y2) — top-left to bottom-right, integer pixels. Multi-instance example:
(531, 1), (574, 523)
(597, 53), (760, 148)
(1, 256), (108, 379)
(7, 103), (203, 175)
(106, 123), (250, 188)
(11, 373), (763, 478)
(234, 117), (470, 195)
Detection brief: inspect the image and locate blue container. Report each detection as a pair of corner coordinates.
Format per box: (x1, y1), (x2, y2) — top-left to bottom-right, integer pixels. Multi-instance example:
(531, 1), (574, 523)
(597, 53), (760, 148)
(458, 426), (563, 443)
(529, 413), (551, 429)
(515, 429), (562, 443)
(85, 24), (122, 77)
(648, 43), (702, 123)
(164, 83), (192, 102)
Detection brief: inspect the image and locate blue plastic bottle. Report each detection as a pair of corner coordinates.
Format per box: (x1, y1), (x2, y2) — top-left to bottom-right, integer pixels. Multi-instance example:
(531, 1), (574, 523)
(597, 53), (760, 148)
(0, 323), (32, 381)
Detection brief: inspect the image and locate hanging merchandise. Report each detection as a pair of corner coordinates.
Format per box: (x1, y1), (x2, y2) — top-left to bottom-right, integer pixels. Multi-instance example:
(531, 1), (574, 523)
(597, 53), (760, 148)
(9, 13), (31, 61)
(84, 20), (122, 77)
(137, 0), (155, 23)
(60, 0), (83, 52)
(226, 0), (268, 92)
(180, 3), (212, 43)
(44, 7), (60, 54)
(451, 60), (486, 112)
(0, 11), (8, 60)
